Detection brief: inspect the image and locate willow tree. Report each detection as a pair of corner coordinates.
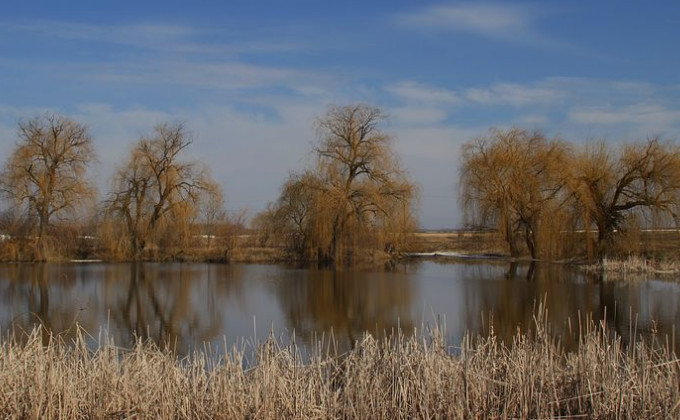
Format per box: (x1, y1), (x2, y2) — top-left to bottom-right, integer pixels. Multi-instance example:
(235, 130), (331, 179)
(0, 114), (96, 254)
(270, 104), (417, 262)
(106, 122), (222, 258)
(570, 138), (680, 258)
(460, 128), (571, 259)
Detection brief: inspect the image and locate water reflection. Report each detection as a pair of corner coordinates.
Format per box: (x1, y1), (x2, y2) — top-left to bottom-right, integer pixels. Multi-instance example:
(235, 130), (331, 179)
(0, 261), (678, 355)
(272, 266), (415, 349)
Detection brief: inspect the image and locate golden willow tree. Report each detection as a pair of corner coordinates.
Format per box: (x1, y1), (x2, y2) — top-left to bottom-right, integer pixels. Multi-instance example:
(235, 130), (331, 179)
(0, 114), (96, 256)
(460, 128), (571, 259)
(461, 128), (680, 260)
(569, 138), (680, 258)
(265, 104), (417, 263)
(105, 122), (222, 259)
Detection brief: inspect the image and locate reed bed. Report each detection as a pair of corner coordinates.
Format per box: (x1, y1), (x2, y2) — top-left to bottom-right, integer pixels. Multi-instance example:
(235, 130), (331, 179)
(583, 255), (680, 281)
(1, 311), (679, 419)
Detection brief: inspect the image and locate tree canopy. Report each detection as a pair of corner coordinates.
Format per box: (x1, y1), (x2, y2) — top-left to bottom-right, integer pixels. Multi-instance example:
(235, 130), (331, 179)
(106, 122), (222, 259)
(460, 128), (680, 260)
(264, 104), (418, 263)
(0, 114), (96, 256)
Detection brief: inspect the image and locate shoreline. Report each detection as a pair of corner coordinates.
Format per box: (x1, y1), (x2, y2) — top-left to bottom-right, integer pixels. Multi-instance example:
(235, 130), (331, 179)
(1, 231), (679, 278)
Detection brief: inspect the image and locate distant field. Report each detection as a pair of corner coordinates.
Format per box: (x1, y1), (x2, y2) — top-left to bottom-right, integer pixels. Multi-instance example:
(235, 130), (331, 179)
(408, 229), (680, 259)
(407, 230), (506, 255)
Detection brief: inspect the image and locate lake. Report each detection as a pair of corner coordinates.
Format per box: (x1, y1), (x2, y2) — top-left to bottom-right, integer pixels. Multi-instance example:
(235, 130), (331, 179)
(1, 261), (679, 355)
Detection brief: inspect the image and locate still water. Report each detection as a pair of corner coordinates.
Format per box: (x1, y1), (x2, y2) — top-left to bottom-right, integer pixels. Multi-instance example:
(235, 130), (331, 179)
(1, 261), (679, 355)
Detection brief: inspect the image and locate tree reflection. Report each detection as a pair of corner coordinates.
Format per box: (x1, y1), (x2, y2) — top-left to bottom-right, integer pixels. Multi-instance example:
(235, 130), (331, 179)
(28, 264), (50, 345)
(1, 263), (94, 344)
(273, 265), (416, 351)
(0, 263), (247, 354)
(108, 263), (244, 352)
(0, 261), (678, 355)
(456, 261), (680, 350)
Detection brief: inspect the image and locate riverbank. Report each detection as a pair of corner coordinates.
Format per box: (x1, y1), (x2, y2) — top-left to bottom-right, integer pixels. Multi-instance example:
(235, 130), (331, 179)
(2, 230), (680, 274)
(1, 311), (678, 419)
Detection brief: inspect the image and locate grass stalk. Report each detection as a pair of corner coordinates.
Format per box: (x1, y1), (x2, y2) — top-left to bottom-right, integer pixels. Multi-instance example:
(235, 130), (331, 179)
(0, 312), (679, 419)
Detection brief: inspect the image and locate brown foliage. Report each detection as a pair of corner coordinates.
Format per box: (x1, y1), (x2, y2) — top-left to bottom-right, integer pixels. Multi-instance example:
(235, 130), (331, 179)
(0, 114), (96, 259)
(105, 122), (223, 259)
(569, 138), (680, 258)
(460, 128), (571, 259)
(263, 104), (418, 263)
(461, 130), (680, 261)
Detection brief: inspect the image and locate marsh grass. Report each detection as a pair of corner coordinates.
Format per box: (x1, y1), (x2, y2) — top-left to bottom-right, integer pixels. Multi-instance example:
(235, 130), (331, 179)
(1, 308), (679, 419)
(583, 255), (680, 281)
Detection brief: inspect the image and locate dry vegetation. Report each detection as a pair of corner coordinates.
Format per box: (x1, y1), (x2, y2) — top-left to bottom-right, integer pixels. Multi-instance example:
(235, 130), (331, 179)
(405, 230), (507, 256)
(460, 128), (680, 262)
(0, 114), (96, 260)
(2, 112), (680, 266)
(1, 308), (679, 419)
(255, 105), (417, 264)
(582, 255), (680, 281)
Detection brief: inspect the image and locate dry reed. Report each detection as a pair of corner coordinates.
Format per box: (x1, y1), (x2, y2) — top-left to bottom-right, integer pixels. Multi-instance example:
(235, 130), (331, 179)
(1, 309), (679, 419)
(583, 255), (680, 281)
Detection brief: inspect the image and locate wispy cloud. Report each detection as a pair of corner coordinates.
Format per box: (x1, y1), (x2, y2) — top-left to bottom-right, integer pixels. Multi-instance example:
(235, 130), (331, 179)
(465, 83), (562, 106)
(385, 81), (458, 126)
(3, 21), (305, 56)
(384, 77), (680, 140)
(0, 21), (333, 96)
(389, 106), (449, 125)
(386, 81), (459, 105)
(569, 103), (680, 131)
(397, 2), (549, 44)
(89, 60), (329, 93)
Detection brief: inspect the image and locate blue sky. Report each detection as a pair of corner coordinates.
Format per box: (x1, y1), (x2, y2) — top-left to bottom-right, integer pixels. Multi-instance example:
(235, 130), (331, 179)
(1, 1), (679, 229)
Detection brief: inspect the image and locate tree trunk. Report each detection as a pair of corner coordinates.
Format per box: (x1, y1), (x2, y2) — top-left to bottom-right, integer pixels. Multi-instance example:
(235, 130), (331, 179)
(525, 226), (537, 260)
(37, 210), (49, 261)
(595, 217), (614, 260)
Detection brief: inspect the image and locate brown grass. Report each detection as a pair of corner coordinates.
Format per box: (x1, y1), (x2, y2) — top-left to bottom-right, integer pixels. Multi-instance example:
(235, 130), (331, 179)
(582, 255), (680, 281)
(1, 307), (679, 419)
(406, 231), (507, 256)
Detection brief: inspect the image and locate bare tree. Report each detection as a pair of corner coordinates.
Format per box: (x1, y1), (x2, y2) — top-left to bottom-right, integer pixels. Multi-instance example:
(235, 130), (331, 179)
(460, 128), (571, 259)
(0, 114), (96, 255)
(268, 104), (417, 263)
(570, 138), (680, 258)
(106, 122), (222, 259)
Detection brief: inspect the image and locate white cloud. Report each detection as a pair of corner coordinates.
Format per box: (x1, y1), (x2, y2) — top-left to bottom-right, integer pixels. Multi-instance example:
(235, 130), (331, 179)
(569, 103), (680, 130)
(4, 21), (302, 56)
(389, 107), (449, 126)
(386, 81), (459, 105)
(518, 114), (549, 125)
(1, 20), (327, 98)
(397, 3), (543, 43)
(465, 83), (561, 106)
(387, 79), (564, 109)
(89, 60), (326, 92)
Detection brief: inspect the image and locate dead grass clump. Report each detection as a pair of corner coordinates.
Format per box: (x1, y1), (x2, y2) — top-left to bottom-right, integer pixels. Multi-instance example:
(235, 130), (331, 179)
(1, 312), (679, 419)
(583, 255), (680, 281)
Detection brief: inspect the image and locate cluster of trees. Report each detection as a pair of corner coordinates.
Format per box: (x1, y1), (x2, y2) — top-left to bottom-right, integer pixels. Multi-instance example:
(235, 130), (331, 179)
(460, 128), (680, 261)
(0, 105), (418, 263)
(254, 105), (417, 263)
(0, 114), (224, 260)
(3, 109), (676, 264)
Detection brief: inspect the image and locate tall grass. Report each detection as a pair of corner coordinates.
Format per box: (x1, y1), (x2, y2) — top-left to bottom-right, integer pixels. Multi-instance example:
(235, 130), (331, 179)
(1, 310), (679, 419)
(583, 255), (680, 281)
